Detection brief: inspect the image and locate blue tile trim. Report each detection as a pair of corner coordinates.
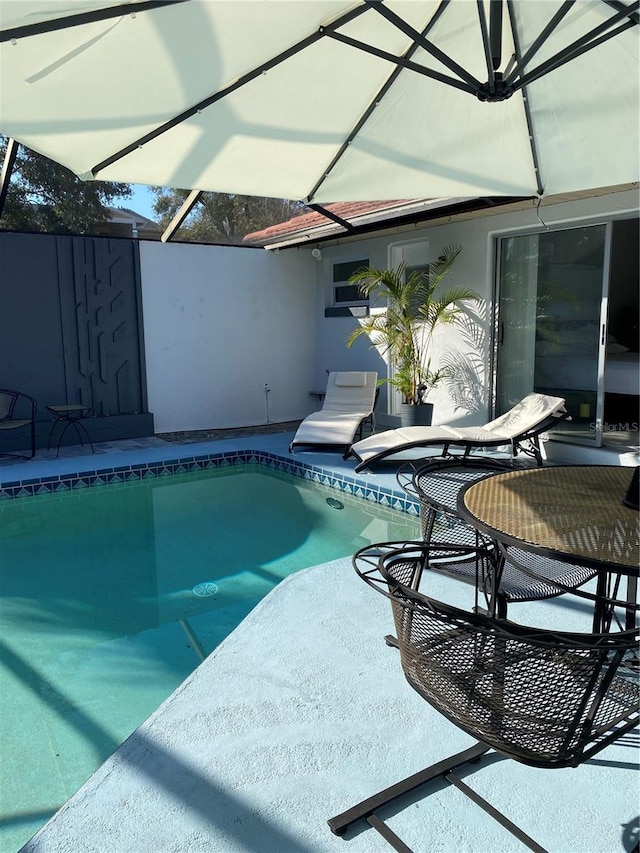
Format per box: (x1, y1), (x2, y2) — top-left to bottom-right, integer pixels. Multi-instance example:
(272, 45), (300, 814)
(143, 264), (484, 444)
(0, 450), (419, 516)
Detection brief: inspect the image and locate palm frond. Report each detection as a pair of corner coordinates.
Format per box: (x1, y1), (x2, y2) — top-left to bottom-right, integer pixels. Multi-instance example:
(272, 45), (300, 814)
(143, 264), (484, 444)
(346, 245), (478, 404)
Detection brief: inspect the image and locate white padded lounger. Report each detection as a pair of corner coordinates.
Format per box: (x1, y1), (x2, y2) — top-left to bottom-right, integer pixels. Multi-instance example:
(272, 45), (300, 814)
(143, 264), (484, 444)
(347, 392), (568, 472)
(289, 371), (378, 454)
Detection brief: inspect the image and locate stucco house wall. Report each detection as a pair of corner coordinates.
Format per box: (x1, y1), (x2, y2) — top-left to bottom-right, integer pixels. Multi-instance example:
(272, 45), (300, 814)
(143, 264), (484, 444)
(139, 242), (316, 433)
(314, 187), (639, 429)
(137, 187), (637, 441)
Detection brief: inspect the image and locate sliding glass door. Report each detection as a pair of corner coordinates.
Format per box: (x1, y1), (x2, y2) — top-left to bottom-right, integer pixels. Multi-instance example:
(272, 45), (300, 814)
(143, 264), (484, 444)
(496, 224), (608, 446)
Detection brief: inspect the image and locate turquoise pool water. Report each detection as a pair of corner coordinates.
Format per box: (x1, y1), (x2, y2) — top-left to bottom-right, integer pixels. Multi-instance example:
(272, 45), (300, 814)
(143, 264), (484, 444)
(0, 465), (418, 852)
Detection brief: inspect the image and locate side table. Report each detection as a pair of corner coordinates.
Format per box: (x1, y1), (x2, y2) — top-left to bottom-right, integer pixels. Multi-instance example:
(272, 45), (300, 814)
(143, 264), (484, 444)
(46, 404), (95, 456)
(309, 390), (326, 410)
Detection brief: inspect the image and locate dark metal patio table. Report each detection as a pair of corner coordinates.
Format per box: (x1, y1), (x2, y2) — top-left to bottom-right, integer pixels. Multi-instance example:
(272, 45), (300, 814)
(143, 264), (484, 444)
(458, 465), (639, 633)
(46, 404), (95, 456)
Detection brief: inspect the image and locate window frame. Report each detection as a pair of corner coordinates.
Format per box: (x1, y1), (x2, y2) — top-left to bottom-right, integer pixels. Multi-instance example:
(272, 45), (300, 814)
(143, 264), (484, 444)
(331, 258), (369, 308)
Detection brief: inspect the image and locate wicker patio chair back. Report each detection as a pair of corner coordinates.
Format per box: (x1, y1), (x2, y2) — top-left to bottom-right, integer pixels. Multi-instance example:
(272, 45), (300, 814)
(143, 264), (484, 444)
(0, 389), (19, 420)
(363, 542), (639, 769)
(398, 457), (511, 545)
(397, 458), (597, 613)
(0, 388), (37, 459)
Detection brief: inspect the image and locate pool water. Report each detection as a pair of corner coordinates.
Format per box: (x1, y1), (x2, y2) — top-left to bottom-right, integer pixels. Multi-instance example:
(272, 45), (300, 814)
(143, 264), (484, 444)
(0, 465), (418, 851)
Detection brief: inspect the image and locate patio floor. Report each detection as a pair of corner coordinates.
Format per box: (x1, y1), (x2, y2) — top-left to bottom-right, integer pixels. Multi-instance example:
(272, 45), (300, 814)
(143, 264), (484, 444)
(2, 428), (638, 853)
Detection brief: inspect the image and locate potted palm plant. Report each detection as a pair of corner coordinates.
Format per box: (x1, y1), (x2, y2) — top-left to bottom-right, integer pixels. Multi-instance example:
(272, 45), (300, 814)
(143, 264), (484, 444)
(346, 245), (479, 426)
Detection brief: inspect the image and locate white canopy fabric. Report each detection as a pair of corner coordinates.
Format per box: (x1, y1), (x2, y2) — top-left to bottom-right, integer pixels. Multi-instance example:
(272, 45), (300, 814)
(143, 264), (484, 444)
(0, 1), (638, 202)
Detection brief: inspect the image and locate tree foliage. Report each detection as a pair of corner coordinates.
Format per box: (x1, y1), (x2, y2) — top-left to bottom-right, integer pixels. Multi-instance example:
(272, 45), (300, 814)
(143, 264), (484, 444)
(151, 187), (306, 244)
(347, 246), (480, 405)
(0, 137), (132, 234)
(0, 137), (307, 242)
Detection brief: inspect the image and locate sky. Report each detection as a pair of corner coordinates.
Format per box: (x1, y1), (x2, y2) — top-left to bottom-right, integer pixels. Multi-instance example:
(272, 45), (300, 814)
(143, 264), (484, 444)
(126, 184), (157, 221)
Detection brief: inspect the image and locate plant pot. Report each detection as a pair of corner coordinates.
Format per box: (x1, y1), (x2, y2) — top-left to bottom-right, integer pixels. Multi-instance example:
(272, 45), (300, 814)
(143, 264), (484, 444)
(400, 402), (434, 427)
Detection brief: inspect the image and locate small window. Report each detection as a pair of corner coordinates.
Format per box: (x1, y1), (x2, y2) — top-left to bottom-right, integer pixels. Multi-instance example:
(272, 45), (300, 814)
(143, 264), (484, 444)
(332, 258), (369, 306)
(334, 284), (363, 304)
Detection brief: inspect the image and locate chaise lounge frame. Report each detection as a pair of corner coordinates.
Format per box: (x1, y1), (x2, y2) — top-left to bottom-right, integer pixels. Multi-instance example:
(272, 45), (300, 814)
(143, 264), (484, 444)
(346, 392), (570, 472)
(289, 371), (378, 454)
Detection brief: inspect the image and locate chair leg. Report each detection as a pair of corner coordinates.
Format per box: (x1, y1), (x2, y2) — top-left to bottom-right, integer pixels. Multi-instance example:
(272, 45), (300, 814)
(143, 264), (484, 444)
(328, 742), (490, 844)
(0, 423), (37, 461)
(496, 593), (508, 620)
(512, 436), (544, 466)
(531, 434), (543, 466)
(446, 772), (548, 853)
(328, 741), (548, 853)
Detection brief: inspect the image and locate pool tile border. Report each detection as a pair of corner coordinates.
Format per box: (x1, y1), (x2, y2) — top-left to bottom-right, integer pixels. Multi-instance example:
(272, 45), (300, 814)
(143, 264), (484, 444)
(0, 449), (419, 516)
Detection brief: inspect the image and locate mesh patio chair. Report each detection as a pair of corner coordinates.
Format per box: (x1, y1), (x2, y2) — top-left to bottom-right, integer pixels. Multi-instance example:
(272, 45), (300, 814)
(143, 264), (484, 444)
(396, 457), (598, 619)
(328, 542), (639, 852)
(0, 388), (37, 460)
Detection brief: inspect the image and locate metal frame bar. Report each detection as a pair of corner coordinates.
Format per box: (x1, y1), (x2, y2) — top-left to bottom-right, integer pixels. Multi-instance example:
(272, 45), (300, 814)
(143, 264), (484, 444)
(2, 0), (636, 201)
(604, 0), (640, 24)
(503, 1), (574, 87)
(446, 773), (548, 853)
(364, 0), (639, 100)
(0, 137), (18, 218)
(91, 4), (370, 178)
(505, 1), (544, 197)
(0, 1), (189, 43)
(477, 1), (498, 96)
(489, 0), (504, 70)
(366, 815), (413, 853)
(328, 738), (576, 852)
(323, 28), (474, 94)
(161, 190), (203, 243)
(308, 1), (449, 200)
(508, 1), (640, 90)
(363, 0), (482, 89)
(328, 742), (491, 843)
(514, 16), (638, 91)
(351, 0), (639, 104)
(47, 415), (95, 457)
(0, 388), (37, 460)
(307, 204), (357, 233)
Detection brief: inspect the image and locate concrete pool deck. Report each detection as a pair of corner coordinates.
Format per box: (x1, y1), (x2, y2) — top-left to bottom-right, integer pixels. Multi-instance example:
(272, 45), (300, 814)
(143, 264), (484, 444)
(2, 429), (638, 853)
(0, 425), (434, 496)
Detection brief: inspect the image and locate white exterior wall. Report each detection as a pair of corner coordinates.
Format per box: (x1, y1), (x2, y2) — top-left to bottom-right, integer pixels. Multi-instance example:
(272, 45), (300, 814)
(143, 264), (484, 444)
(312, 242), (391, 407)
(315, 188), (639, 428)
(139, 242), (316, 433)
(137, 188), (637, 436)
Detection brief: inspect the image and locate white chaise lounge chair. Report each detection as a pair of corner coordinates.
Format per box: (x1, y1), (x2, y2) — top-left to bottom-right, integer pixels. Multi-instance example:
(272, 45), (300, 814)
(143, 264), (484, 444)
(289, 371), (378, 454)
(346, 392), (568, 472)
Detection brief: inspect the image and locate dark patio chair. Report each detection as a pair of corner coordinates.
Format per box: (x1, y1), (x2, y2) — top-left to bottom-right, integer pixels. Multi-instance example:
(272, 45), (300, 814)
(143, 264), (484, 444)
(0, 388), (37, 459)
(396, 457), (598, 619)
(328, 542), (639, 852)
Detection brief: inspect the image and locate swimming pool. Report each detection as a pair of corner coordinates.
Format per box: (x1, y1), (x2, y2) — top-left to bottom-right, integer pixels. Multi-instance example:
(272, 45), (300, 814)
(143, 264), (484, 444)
(0, 462), (419, 852)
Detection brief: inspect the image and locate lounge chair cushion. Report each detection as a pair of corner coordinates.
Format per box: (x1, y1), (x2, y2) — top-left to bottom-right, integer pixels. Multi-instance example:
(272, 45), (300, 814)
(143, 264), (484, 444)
(334, 372), (367, 386)
(289, 412), (372, 447)
(289, 371), (378, 452)
(348, 392), (567, 470)
(482, 392), (566, 436)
